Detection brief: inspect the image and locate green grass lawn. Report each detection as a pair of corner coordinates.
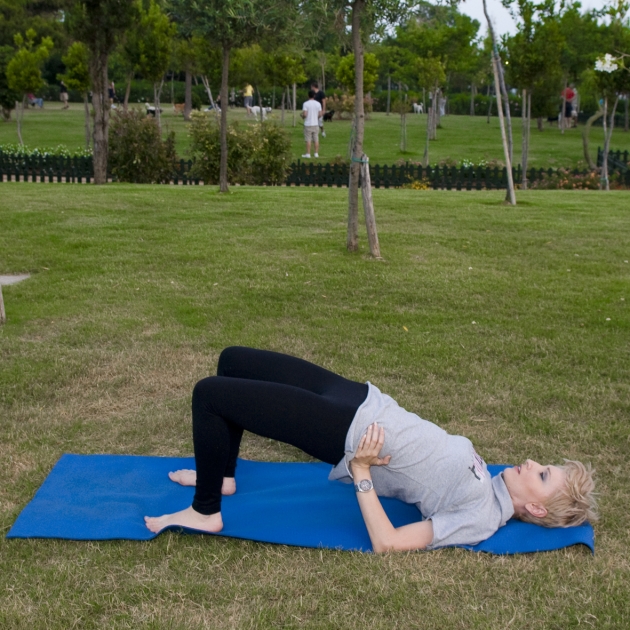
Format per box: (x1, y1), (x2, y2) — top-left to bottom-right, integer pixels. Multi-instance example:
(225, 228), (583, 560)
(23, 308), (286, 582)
(1, 184), (629, 628)
(2, 103), (627, 168)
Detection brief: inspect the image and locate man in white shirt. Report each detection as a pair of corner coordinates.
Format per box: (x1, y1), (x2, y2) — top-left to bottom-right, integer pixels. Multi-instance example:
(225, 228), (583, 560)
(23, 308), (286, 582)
(301, 90), (322, 158)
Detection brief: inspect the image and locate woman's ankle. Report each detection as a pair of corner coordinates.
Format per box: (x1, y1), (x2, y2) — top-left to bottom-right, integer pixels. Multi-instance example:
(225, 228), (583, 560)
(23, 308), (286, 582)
(222, 477), (236, 495)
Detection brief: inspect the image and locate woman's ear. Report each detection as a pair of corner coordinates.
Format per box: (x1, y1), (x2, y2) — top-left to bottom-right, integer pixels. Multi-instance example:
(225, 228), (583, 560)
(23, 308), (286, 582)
(525, 502), (548, 519)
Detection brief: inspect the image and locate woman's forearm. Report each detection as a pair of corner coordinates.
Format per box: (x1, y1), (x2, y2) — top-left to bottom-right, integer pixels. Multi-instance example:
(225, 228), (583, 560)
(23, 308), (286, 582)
(350, 424), (433, 552)
(351, 464), (433, 553)
(353, 467), (399, 552)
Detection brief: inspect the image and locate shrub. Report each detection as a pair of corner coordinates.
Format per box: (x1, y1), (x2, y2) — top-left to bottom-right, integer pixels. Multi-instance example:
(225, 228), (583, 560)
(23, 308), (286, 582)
(108, 109), (178, 184)
(0, 143), (92, 158)
(403, 178), (431, 190)
(188, 113), (292, 185)
(528, 169), (601, 190)
(326, 93), (373, 119)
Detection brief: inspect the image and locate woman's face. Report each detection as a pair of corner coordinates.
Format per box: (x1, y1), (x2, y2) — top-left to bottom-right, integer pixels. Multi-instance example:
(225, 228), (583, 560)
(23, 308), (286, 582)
(503, 459), (566, 516)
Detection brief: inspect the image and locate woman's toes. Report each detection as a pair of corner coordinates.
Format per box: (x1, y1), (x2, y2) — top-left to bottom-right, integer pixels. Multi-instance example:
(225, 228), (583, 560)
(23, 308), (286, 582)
(168, 470), (197, 486)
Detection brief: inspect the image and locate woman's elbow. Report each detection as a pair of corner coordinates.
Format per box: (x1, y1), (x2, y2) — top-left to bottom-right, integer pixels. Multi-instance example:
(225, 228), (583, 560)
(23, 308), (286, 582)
(371, 537), (429, 554)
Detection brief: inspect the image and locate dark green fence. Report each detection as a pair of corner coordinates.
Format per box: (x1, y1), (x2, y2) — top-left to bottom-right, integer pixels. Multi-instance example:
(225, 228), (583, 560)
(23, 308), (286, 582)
(0, 153), (200, 185)
(2, 151), (629, 188)
(597, 147), (629, 172)
(0, 153), (95, 183)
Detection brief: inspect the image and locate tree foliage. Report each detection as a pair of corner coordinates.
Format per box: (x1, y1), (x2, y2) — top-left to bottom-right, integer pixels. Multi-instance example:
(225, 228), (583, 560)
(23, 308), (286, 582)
(59, 40), (90, 93)
(6, 28), (53, 95)
(336, 52), (379, 92)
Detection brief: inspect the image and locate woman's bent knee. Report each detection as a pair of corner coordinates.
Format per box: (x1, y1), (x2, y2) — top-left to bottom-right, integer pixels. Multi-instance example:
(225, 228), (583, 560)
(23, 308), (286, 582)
(192, 376), (219, 404)
(217, 346), (248, 376)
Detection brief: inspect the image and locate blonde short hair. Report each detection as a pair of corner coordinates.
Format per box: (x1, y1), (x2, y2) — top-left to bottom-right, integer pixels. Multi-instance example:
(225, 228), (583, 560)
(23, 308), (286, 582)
(520, 460), (598, 528)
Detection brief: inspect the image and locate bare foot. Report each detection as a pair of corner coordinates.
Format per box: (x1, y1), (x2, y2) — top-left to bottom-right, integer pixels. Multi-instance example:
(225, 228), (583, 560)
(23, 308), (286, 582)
(168, 470), (236, 495)
(144, 506), (223, 534)
(168, 469), (197, 486)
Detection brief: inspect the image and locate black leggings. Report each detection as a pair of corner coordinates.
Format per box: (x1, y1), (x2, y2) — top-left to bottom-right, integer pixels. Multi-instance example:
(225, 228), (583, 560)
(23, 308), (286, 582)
(191, 347), (368, 515)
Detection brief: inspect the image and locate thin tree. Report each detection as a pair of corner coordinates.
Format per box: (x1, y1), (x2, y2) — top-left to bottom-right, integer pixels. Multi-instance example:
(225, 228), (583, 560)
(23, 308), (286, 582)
(134, 0), (176, 130)
(341, 0), (411, 256)
(482, 0), (516, 205)
(169, 0), (298, 193)
(66, 0), (137, 184)
(594, 53), (629, 190)
(416, 56), (445, 167)
(60, 42), (91, 150)
(6, 29), (53, 145)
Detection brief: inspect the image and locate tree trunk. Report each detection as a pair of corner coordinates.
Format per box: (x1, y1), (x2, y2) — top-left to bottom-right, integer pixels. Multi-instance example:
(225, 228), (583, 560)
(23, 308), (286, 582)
(347, 0), (365, 253)
(184, 68), (192, 121)
(429, 87), (438, 140)
(281, 88), (285, 125)
(321, 58), (326, 92)
(401, 107), (406, 152)
(601, 95), (620, 191)
(435, 88), (440, 136)
(492, 55), (516, 205)
(486, 84), (492, 123)
(435, 89), (441, 128)
(292, 82), (296, 127)
(422, 87), (426, 115)
(123, 72), (133, 110)
(0, 285), (5, 325)
(499, 66), (513, 164)
(470, 83), (476, 116)
(360, 156), (381, 258)
(83, 92), (91, 150)
(582, 108), (603, 170)
(16, 98), (24, 145)
(90, 52), (109, 184)
(219, 43), (230, 193)
(521, 89), (528, 190)
(154, 79), (164, 131)
(483, 0), (512, 163)
(201, 75), (220, 124)
(256, 85), (264, 122)
(386, 75), (391, 116)
(624, 94), (628, 132)
(423, 98), (430, 167)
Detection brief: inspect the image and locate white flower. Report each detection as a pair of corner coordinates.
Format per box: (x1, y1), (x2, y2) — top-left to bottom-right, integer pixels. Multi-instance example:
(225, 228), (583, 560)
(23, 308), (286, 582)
(595, 54), (619, 73)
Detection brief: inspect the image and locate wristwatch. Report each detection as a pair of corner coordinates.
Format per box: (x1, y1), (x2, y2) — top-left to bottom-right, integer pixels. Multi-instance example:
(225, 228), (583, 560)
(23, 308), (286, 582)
(354, 479), (374, 493)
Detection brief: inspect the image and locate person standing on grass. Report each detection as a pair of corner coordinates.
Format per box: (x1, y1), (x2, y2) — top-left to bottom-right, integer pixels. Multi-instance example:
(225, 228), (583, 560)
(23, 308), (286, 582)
(301, 89), (322, 159)
(243, 83), (254, 115)
(145, 346), (598, 553)
(60, 80), (69, 109)
(311, 81), (327, 137)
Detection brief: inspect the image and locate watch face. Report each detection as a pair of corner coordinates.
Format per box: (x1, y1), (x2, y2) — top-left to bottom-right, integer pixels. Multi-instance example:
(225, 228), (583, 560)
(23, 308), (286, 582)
(358, 479), (373, 492)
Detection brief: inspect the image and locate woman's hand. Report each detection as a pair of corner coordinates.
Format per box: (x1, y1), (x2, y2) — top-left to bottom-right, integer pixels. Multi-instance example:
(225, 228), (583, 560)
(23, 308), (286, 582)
(350, 423), (391, 473)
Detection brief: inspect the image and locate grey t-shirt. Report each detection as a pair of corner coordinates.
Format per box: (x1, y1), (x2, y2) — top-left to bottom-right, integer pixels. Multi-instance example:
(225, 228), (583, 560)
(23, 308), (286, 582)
(329, 382), (514, 549)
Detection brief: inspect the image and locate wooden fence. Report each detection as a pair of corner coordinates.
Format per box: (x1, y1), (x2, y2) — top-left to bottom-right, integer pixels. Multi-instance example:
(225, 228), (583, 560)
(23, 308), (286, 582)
(1, 150), (628, 188)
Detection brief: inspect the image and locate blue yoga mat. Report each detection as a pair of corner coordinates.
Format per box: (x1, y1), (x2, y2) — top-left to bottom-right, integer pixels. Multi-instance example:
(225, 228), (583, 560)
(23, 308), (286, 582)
(6, 454), (594, 554)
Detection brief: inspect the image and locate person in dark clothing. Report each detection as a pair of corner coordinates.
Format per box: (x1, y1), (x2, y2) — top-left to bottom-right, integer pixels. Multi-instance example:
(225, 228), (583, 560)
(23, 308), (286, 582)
(311, 81), (327, 137)
(145, 347), (597, 552)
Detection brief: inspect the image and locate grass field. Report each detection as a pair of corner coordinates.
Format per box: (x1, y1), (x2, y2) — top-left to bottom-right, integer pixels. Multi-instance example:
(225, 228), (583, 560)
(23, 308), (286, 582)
(2, 103), (627, 168)
(1, 184), (629, 628)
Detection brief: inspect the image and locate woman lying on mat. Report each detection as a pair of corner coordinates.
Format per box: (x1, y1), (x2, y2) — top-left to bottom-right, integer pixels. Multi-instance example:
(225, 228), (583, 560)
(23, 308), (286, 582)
(145, 347), (597, 552)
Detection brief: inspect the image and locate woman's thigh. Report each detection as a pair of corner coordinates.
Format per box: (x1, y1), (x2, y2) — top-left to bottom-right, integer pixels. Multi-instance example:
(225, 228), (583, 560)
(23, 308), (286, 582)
(193, 375), (359, 464)
(216, 346), (367, 408)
